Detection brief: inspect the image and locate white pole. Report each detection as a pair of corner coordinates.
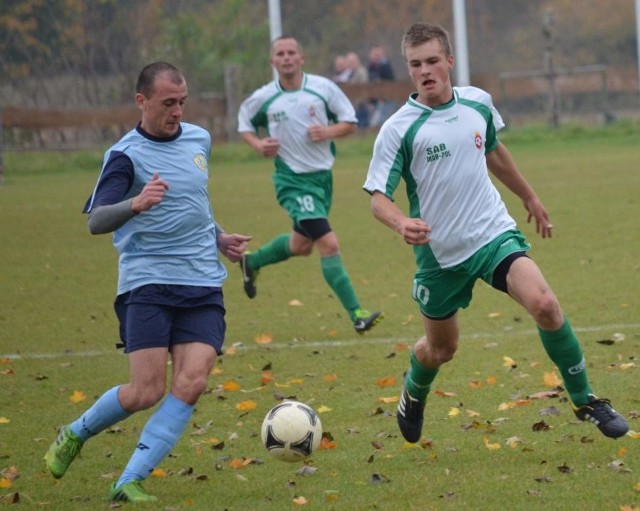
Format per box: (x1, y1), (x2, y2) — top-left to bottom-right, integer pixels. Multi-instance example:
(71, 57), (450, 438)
(636, 0), (640, 94)
(268, 0), (282, 80)
(452, 0), (470, 86)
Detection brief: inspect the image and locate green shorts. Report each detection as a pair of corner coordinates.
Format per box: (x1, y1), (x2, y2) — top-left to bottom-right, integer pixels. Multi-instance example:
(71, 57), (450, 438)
(412, 230), (531, 319)
(273, 169), (333, 224)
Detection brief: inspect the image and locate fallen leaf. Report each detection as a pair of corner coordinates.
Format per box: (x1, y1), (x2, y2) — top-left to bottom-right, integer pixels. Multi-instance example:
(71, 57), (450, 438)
(288, 299), (303, 307)
(323, 373), (337, 382)
(369, 473), (391, 484)
(543, 371), (562, 387)
(539, 406), (561, 416)
(486, 375), (497, 385)
(0, 478), (11, 489)
(532, 420), (551, 432)
(319, 433), (337, 450)
(151, 468), (168, 477)
(448, 407), (461, 417)
(506, 436), (523, 448)
(488, 312), (502, 318)
(434, 389), (457, 398)
(261, 371), (273, 385)
(292, 496), (308, 506)
(296, 465), (318, 476)
(376, 396), (398, 404)
(316, 405), (332, 413)
(236, 400), (257, 412)
(376, 376), (397, 387)
(502, 356), (516, 368)
(529, 389), (563, 400)
(69, 390), (87, 404)
(324, 490), (339, 502)
(483, 436), (501, 450)
(222, 380), (241, 392)
(608, 459), (631, 472)
(557, 462), (573, 474)
(498, 399), (531, 411)
(0, 417), (10, 425)
(255, 333), (272, 344)
(229, 458), (246, 469)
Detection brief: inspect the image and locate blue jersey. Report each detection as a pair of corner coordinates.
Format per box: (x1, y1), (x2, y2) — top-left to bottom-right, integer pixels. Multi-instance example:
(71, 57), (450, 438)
(84, 123), (226, 294)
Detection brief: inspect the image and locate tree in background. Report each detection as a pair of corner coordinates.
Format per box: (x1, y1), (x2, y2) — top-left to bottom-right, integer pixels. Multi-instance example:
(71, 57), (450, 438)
(0, 0), (637, 109)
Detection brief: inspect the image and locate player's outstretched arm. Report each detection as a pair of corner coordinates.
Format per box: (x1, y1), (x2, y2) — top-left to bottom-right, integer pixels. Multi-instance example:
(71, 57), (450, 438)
(486, 143), (553, 238)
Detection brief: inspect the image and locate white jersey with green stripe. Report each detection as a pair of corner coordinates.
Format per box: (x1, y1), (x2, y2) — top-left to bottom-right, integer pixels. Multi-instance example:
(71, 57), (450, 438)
(363, 86), (517, 270)
(238, 73), (357, 174)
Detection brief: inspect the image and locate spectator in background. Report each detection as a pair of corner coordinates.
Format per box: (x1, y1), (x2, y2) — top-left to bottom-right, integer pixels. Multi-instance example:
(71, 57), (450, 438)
(332, 54), (351, 83)
(367, 46), (395, 82)
(366, 46), (396, 127)
(345, 51), (370, 129)
(346, 52), (368, 84)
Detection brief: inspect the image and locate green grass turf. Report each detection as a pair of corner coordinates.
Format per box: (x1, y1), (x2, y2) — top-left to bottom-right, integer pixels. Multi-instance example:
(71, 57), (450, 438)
(0, 121), (638, 510)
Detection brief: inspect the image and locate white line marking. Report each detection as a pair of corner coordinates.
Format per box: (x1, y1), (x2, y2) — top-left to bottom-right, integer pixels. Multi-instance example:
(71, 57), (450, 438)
(2, 323), (638, 361)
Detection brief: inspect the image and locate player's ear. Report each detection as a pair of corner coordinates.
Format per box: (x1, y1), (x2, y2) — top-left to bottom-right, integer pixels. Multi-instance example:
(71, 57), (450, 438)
(135, 93), (146, 110)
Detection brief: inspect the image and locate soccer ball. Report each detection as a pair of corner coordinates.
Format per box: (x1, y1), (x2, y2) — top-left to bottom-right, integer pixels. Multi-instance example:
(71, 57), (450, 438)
(261, 401), (323, 462)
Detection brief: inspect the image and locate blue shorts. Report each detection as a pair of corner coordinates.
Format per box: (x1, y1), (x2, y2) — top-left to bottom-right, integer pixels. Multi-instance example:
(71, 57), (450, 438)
(114, 284), (226, 354)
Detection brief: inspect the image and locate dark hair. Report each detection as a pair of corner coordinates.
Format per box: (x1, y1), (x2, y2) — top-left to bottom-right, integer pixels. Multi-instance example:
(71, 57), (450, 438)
(401, 23), (453, 58)
(135, 62), (184, 97)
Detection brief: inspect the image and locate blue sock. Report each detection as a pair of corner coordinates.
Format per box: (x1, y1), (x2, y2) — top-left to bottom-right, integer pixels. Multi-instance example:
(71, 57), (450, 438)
(116, 393), (194, 487)
(69, 386), (130, 442)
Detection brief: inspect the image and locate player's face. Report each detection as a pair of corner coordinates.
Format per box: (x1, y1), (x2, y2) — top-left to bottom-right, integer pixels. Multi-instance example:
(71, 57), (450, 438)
(136, 73), (188, 138)
(405, 39), (454, 107)
(270, 38), (305, 80)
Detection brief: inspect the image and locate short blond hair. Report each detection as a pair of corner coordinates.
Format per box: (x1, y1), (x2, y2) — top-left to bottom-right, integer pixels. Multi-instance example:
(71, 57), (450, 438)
(401, 23), (453, 58)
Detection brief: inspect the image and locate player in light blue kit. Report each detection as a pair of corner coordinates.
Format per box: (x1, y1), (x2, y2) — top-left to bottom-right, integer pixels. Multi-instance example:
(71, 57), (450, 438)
(364, 23), (628, 442)
(238, 35), (382, 333)
(44, 62), (251, 503)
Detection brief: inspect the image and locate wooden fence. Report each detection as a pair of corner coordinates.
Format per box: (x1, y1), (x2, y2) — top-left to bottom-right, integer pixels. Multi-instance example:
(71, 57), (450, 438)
(1, 68), (638, 153)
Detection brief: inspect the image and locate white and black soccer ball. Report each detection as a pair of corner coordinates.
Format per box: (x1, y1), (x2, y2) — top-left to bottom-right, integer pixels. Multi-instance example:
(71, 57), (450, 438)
(261, 401), (323, 462)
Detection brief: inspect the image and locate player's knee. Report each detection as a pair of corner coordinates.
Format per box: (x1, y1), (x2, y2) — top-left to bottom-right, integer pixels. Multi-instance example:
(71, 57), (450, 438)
(294, 244), (314, 257)
(529, 293), (561, 326)
(171, 373), (209, 403)
(435, 346), (456, 365)
(126, 386), (165, 411)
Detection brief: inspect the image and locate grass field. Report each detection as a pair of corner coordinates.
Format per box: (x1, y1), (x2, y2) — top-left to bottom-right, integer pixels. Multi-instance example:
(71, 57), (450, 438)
(0, 121), (639, 510)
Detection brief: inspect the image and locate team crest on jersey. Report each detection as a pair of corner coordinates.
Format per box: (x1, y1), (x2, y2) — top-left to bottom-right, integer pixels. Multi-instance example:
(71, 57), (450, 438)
(308, 104), (317, 119)
(193, 153), (208, 172)
(474, 132), (483, 149)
